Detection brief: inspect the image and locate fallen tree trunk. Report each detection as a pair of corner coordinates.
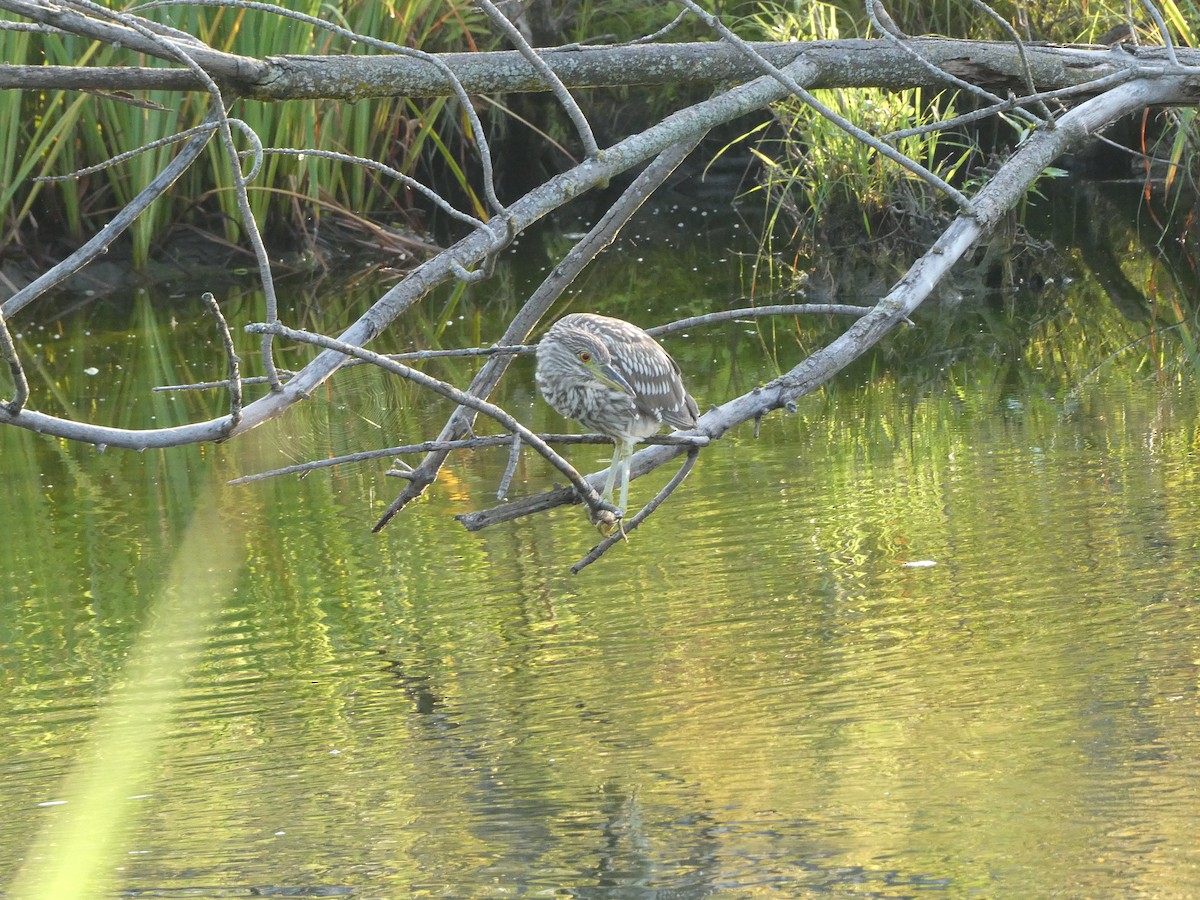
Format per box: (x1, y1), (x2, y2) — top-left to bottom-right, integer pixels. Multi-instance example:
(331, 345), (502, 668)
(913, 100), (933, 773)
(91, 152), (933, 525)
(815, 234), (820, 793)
(0, 35), (1182, 100)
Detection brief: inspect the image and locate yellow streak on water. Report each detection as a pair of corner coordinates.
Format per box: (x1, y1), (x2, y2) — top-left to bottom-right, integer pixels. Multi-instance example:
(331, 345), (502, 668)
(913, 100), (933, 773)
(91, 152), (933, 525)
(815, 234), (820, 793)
(7, 499), (243, 900)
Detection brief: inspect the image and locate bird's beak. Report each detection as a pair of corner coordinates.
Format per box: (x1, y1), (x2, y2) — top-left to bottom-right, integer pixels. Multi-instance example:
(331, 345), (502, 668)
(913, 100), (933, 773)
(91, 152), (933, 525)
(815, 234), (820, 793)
(595, 362), (635, 396)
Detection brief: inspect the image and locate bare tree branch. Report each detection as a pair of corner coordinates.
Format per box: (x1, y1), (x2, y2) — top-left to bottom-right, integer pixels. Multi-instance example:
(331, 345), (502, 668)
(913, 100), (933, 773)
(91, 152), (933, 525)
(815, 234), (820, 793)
(646, 304), (873, 337)
(34, 123), (224, 182)
(201, 291), (242, 432)
(3, 0), (1199, 562)
(0, 0), (266, 80)
(867, 0), (1043, 127)
(570, 447), (700, 574)
(0, 304), (28, 414)
(962, 0), (1055, 121)
(227, 434), (705, 486)
(476, 0), (600, 158)
(0, 36), (1181, 99)
(459, 73), (1193, 531)
(497, 432), (523, 501)
(1141, 0), (1181, 67)
(243, 321), (623, 523)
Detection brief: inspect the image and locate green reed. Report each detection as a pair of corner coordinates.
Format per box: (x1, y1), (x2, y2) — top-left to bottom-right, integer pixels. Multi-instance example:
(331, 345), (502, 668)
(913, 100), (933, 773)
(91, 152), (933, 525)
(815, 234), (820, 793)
(0, 0), (495, 267)
(737, 0), (1200, 285)
(734, 0), (970, 275)
(6, 0), (1200, 270)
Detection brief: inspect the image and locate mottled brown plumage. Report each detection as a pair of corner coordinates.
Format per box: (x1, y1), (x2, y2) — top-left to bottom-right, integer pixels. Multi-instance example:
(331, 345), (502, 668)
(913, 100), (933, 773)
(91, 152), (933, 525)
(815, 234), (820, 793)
(536, 313), (698, 512)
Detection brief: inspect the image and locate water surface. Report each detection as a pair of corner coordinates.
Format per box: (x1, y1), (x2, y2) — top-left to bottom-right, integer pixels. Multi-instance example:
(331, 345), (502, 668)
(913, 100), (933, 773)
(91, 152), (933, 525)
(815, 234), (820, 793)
(2, 201), (1200, 898)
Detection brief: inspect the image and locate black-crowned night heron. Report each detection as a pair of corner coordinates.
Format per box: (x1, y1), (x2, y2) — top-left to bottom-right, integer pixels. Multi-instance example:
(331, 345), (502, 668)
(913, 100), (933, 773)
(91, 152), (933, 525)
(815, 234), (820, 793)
(535, 312), (699, 513)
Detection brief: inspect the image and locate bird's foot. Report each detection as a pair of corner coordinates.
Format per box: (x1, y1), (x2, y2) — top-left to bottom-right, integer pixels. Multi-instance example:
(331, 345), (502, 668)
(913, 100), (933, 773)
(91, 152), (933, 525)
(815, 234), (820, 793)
(591, 510), (631, 541)
(588, 504), (622, 536)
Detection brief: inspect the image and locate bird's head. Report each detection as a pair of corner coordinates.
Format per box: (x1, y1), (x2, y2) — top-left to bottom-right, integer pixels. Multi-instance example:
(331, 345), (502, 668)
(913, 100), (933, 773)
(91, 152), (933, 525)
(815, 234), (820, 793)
(550, 330), (635, 397)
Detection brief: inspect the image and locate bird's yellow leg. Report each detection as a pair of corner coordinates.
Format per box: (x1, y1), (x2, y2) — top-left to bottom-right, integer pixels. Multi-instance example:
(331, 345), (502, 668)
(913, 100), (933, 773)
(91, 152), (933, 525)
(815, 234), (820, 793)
(601, 443), (620, 502)
(616, 439), (634, 515)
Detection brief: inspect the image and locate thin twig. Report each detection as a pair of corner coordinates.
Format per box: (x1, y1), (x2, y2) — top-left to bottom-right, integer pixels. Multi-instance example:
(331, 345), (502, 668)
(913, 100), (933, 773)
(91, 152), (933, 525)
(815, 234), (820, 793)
(384, 458), (415, 479)
(200, 291), (242, 432)
(154, 372), (295, 392)
(1093, 130), (1185, 169)
(227, 116), (264, 182)
(154, 345), (533, 392)
(497, 431), (522, 499)
(571, 447), (700, 573)
(866, 0), (1042, 128)
(255, 148), (488, 234)
(963, 0), (1055, 123)
(476, 0), (600, 159)
(883, 69), (1138, 141)
(677, 0), (974, 212)
(153, 343), (534, 392)
(243, 321), (619, 520)
(646, 303), (872, 337)
(0, 19), (54, 31)
(231, 443), (485, 485)
(0, 304), (29, 414)
(387, 345), (532, 362)
(34, 122), (220, 182)
(1141, 0), (1180, 68)
(228, 433), (706, 485)
(230, 446), (426, 484)
(630, 9), (688, 44)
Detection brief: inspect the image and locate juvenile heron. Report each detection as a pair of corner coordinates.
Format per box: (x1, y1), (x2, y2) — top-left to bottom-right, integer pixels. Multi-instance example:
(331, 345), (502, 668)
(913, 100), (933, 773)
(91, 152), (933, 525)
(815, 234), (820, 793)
(535, 312), (699, 514)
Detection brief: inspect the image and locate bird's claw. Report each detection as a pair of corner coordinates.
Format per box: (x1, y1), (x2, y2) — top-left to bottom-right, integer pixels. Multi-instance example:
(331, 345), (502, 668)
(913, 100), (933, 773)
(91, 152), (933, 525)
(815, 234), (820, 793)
(588, 505), (623, 536)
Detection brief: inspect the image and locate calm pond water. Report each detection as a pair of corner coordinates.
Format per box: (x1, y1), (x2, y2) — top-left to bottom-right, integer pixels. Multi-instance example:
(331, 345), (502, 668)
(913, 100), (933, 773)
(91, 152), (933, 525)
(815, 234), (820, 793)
(2, 194), (1200, 897)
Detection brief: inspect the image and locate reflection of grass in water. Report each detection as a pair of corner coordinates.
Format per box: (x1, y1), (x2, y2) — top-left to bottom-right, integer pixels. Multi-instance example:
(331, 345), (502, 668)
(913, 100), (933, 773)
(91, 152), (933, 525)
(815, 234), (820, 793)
(7, 500), (242, 900)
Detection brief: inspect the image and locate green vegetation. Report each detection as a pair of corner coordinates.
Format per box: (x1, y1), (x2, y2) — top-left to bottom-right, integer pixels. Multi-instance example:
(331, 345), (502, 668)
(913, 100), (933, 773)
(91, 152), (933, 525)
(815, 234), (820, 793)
(0, 1), (710, 268)
(4, 0), (1200, 275)
(0, 0), (502, 267)
(734, 0), (1200, 273)
(735, 0), (970, 278)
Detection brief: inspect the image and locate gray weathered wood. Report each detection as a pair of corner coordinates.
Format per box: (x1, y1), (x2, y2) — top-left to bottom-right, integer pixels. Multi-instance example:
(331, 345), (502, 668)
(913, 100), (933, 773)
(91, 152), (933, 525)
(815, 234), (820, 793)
(0, 36), (1184, 101)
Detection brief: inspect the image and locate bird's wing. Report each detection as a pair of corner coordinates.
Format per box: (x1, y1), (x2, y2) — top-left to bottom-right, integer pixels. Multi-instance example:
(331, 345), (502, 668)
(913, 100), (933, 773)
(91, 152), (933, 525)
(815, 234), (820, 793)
(577, 318), (697, 430)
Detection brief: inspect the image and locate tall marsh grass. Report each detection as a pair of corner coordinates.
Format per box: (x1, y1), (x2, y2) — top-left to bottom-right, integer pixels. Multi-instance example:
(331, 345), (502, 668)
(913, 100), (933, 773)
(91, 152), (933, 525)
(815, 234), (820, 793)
(0, 0), (713, 268)
(735, 1), (970, 275)
(5, 0), (1200, 270)
(0, 0), (495, 267)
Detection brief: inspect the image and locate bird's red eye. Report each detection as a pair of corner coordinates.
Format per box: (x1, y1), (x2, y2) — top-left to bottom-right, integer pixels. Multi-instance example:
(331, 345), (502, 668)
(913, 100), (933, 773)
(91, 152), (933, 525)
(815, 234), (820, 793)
(579, 351), (592, 363)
